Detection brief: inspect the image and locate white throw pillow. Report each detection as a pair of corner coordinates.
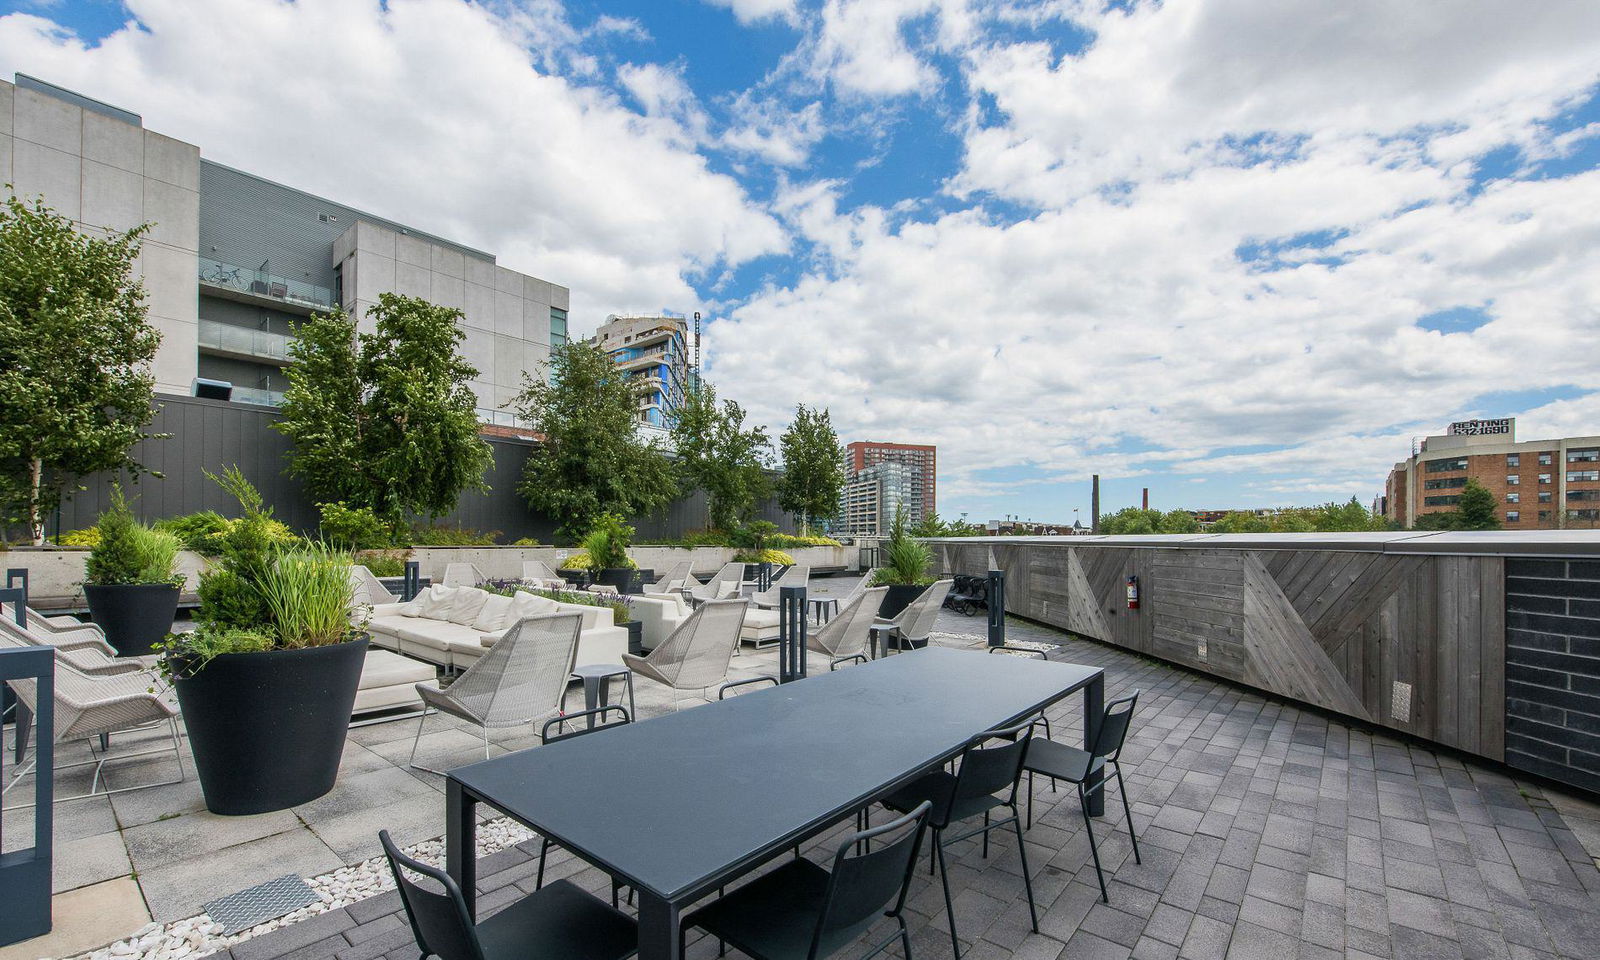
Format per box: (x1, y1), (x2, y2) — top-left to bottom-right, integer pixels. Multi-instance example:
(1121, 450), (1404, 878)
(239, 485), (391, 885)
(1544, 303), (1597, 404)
(413, 585), (455, 619)
(442, 588), (492, 626)
(508, 591), (560, 623)
(396, 597), (427, 617)
(472, 594), (513, 632)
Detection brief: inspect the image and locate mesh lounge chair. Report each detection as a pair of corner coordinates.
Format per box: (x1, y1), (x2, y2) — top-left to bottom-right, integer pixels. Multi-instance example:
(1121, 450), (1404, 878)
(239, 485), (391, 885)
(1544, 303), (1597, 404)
(408, 612), (583, 773)
(621, 599), (755, 705)
(0, 615), (146, 677)
(1, 599), (108, 643)
(1, 641), (184, 807)
(688, 563), (744, 606)
(521, 560), (566, 591)
(752, 564), (810, 609)
(441, 563), (486, 588)
(873, 579), (953, 655)
(350, 564), (399, 607)
(807, 587), (889, 670)
(645, 559), (694, 594)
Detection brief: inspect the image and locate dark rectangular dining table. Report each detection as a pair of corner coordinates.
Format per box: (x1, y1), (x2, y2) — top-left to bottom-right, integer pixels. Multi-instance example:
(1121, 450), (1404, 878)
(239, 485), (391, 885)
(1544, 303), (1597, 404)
(446, 646), (1105, 960)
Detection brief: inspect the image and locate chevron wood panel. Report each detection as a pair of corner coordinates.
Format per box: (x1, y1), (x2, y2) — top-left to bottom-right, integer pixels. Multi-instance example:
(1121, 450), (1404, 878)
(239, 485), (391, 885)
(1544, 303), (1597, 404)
(938, 541), (1506, 761)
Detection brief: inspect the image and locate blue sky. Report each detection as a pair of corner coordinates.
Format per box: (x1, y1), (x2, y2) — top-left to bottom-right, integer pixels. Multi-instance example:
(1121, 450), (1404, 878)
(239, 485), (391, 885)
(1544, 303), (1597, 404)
(4, 0), (1599, 524)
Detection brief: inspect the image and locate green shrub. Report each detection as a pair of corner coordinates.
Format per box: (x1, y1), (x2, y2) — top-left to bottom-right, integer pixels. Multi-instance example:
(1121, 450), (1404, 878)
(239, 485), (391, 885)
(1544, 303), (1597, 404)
(512, 536), (541, 546)
(85, 486), (182, 586)
(558, 550), (592, 570)
(319, 502), (394, 550)
(155, 511), (233, 555)
(732, 548), (796, 565)
(154, 627), (274, 674)
(355, 548), (408, 577)
(871, 508), (934, 587)
(579, 513), (635, 570)
(768, 533), (842, 548)
(57, 527), (99, 548)
(671, 529), (734, 547)
(409, 522), (500, 546)
(258, 544), (355, 648)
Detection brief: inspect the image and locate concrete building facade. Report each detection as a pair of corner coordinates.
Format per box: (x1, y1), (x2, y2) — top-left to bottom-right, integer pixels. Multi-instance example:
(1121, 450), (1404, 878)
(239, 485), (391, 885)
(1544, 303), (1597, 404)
(839, 460), (918, 537)
(593, 314), (690, 428)
(1384, 419), (1600, 530)
(845, 441), (936, 527)
(3, 75), (567, 423)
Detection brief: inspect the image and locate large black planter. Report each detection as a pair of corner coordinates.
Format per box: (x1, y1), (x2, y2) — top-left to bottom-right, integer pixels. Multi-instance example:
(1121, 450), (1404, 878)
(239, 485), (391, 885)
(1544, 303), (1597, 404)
(174, 637), (368, 816)
(877, 584), (929, 649)
(593, 568), (645, 595)
(83, 582), (180, 657)
(557, 568), (590, 589)
(624, 620), (644, 656)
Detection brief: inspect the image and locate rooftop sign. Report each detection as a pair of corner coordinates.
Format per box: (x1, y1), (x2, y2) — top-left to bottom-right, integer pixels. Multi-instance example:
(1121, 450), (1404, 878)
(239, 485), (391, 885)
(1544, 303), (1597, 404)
(1448, 418), (1513, 437)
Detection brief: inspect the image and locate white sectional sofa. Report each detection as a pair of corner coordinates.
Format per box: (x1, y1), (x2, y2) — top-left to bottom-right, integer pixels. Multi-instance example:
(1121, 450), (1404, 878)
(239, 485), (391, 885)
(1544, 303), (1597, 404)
(367, 585), (628, 670)
(632, 592), (691, 651)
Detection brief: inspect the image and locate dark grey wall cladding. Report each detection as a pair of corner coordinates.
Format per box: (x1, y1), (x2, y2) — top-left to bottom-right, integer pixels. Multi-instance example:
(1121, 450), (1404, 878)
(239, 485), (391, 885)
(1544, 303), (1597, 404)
(44, 395), (791, 543)
(1504, 558), (1600, 792)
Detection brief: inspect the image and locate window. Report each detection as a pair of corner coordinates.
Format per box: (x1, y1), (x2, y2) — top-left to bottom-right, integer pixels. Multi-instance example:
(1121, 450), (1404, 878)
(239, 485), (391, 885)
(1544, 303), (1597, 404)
(1506, 511), (1520, 522)
(549, 307), (569, 348)
(1568, 470), (1600, 483)
(1539, 473), (1552, 484)
(1507, 475), (1519, 485)
(1569, 490), (1600, 502)
(1571, 509), (1600, 523)
(1425, 457), (1469, 473)
(1539, 453), (1553, 466)
(1539, 491), (1552, 503)
(1424, 495), (1461, 507)
(1539, 511), (1552, 522)
(1424, 477), (1468, 490)
(1506, 492), (1520, 504)
(1507, 454), (1520, 467)
(1569, 448), (1600, 463)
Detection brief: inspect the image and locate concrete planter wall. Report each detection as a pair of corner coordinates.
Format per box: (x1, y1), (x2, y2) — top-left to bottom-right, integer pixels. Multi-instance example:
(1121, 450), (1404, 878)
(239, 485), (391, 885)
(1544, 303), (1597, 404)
(3, 548), (208, 609)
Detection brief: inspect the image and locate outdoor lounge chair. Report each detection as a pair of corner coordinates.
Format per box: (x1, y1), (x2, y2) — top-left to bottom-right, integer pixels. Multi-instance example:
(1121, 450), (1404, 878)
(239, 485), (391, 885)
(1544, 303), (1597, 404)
(872, 579), (953, 655)
(645, 558), (694, 594)
(407, 612), (583, 773)
(0, 614), (146, 677)
(441, 562), (487, 588)
(687, 562), (744, 605)
(751, 564), (810, 609)
(806, 586), (889, 670)
(0, 599), (108, 643)
(520, 560), (566, 591)
(350, 564), (398, 607)
(1, 642), (184, 807)
(621, 599), (757, 706)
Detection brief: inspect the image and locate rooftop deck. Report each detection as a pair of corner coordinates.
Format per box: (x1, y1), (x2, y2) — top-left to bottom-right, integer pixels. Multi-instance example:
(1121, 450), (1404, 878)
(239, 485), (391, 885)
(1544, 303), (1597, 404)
(8, 576), (1600, 960)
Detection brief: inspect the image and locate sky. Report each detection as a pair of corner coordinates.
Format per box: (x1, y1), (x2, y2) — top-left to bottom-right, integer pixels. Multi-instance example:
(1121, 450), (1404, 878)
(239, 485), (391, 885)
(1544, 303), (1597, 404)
(2, 0), (1598, 525)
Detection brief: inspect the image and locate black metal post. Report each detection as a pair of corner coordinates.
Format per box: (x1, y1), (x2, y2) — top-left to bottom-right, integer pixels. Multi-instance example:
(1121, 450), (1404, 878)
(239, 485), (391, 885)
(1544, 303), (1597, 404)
(987, 568), (1006, 647)
(402, 561), (421, 602)
(778, 585), (808, 682)
(0, 588), (54, 946)
(758, 561), (773, 592)
(5, 568), (26, 602)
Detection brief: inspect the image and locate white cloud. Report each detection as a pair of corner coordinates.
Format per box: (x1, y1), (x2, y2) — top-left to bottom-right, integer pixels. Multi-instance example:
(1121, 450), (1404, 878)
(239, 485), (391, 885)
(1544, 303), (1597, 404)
(709, 0), (1600, 512)
(703, 0), (799, 27)
(0, 0), (786, 334)
(814, 0), (941, 96)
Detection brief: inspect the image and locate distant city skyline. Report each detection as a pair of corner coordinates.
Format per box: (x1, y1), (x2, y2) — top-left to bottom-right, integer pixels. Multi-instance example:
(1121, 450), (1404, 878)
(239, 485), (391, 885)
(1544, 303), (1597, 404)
(3, 1), (1596, 523)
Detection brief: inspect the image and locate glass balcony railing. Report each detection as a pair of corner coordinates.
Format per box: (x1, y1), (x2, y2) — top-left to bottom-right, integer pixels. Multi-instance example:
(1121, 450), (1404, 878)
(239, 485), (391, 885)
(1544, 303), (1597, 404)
(198, 256), (334, 310)
(198, 318), (292, 363)
(232, 385), (285, 407)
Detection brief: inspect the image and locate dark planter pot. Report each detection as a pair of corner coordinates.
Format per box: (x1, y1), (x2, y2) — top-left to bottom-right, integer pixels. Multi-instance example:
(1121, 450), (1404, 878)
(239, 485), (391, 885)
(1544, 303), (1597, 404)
(593, 568), (645, 595)
(624, 620), (644, 656)
(83, 582), (180, 657)
(877, 583), (924, 620)
(557, 568), (590, 589)
(175, 637), (368, 816)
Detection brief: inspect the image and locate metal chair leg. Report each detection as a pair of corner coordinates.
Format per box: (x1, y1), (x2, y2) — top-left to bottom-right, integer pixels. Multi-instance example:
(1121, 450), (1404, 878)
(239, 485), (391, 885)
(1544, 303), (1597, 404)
(982, 810), (990, 858)
(1116, 765), (1141, 864)
(1027, 770), (1035, 829)
(935, 837), (960, 959)
(1011, 808), (1039, 932)
(536, 837), (550, 888)
(406, 706), (432, 768)
(1080, 782), (1108, 902)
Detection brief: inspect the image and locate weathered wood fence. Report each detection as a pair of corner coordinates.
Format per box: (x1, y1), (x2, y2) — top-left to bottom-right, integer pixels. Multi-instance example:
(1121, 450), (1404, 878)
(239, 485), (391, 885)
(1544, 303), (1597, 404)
(934, 532), (1600, 794)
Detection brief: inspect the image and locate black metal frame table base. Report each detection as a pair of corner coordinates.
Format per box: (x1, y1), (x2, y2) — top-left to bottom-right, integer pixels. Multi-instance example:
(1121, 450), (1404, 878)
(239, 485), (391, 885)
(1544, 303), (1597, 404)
(562, 664), (636, 730)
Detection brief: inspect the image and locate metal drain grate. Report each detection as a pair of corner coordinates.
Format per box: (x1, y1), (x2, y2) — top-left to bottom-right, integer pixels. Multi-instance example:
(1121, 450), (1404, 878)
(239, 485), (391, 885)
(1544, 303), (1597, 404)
(1391, 681), (1414, 722)
(204, 874), (319, 935)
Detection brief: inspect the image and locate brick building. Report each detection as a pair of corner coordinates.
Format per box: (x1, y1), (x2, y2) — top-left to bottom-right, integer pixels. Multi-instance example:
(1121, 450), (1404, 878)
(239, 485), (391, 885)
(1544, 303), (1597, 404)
(1383, 419), (1600, 530)
(845, 441), (936, 521)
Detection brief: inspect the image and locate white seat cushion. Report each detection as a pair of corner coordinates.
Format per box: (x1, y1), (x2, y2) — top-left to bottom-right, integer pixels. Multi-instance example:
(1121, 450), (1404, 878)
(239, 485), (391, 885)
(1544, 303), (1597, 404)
(442, 588), (492, 626)
(743, 608), (781, 629)
(391, 619), (483, 652)
(359, 650), (435, 690)
(472, 593), (514, 632)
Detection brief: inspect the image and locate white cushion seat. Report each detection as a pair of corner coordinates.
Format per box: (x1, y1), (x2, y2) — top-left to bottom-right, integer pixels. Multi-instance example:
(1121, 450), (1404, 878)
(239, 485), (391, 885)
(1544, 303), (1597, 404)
(740, 606), (782, 645)
(355, 650), (435, 715)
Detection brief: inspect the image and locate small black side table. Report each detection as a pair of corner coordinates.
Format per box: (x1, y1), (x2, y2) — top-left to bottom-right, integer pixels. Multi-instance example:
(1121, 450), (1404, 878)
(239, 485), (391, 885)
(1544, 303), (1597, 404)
(566, 663), (637, 729)
(809, 596), (841, 624)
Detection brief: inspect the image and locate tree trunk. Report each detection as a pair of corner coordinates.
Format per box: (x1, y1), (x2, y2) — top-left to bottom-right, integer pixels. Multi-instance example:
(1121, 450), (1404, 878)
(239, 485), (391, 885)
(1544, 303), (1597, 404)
(28, 457), (44, 546)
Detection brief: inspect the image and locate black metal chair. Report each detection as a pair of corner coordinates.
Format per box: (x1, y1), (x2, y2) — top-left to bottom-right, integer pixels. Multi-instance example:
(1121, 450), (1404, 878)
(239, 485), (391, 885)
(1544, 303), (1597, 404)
(1022, 690), (1141, 902)
(875, 720), (1038, 960)
(943, 576), (987, 616)
(683, 800), (932, 960)
(534, 705), (632, 902)
(377, 829), (636, 960)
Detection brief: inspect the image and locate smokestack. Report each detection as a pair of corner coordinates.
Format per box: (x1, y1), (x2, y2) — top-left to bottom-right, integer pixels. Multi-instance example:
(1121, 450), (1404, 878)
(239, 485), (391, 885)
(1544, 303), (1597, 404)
(1142, 487), (1149, 510)
(1091, 475), (1101, 533)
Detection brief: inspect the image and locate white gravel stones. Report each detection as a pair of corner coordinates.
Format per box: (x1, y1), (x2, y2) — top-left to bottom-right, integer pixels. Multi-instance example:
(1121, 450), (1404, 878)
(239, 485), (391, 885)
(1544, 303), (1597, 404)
(61, 817), (539, 960)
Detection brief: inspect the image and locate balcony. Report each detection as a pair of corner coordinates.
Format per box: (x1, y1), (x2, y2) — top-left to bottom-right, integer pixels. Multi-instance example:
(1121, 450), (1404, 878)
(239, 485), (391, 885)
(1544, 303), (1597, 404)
(231, 384), (284, 406)
(198, 317), (292, 365)
(198, 256), (335, 313)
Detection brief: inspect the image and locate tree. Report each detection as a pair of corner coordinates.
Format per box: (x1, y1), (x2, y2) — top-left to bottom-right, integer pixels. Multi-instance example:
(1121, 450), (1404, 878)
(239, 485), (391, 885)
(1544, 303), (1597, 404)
(511, 341), (677, 541)
(671, 382), (772, 531)
(1312, 496), (1388, 532)
(0, 193), (161, 545)
(1098, 507), (1164, 535)
(1161, 509), (1201, 534)
(1210, 511), (1271, 533)
(1455, 478), (1501, 530)
(274, 293), (493, 527)
(776, 404), (845, 535)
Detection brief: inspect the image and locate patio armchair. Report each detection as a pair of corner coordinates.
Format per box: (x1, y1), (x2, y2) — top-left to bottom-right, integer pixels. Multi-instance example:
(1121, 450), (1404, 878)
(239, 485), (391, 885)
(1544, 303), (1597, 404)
(751, 564), (810, 609)
(687, 562), (744, 606)
(349, 565), (398, 621)
(872, 579), (953, 655)
(632, 591), (691, 652)
(441, 563), (487, 588)
(1, 599), (108, 643)
(807, 586), (889, 670)
(0, 615), (146, 677)
(520, 560), (566, 591)
(645, 559), (694, 594)
(407, 612), (583, 773)
(1, 640), (184, 807)
(621, 599), (752, 705)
